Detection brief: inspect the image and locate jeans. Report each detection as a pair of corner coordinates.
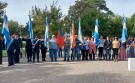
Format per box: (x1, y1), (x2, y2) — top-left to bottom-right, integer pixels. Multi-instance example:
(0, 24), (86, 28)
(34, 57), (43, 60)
(50, 49), (57, 62)
(58, 48), (62, 57)
(72, 48), (80, 60)
(105, 49), (111, 60)
(64, 48), (70, 61)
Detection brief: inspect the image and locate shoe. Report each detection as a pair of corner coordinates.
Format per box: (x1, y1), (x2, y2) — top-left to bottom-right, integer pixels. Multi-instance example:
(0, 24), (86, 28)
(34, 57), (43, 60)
(33, 61), (35, 63)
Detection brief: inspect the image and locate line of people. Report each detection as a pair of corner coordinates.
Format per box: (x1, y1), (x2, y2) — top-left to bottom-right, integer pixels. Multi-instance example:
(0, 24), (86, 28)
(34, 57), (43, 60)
(0, 34), (135, 66)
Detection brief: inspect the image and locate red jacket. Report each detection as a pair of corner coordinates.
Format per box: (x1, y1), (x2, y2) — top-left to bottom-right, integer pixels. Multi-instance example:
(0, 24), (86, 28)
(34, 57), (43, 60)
(88, 41), (97, 54)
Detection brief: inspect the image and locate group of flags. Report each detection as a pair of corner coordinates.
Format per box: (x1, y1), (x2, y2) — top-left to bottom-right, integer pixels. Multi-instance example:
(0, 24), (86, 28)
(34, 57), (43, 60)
(1, 12), (128, 51)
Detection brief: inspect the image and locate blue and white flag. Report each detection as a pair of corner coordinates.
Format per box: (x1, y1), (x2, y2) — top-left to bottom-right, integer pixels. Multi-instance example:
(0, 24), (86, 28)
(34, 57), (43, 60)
(1, 13), (11, 51)
(28, 15), (34, 43)
(44, 17), (49, 48)
(121, 17), (128, 42)
(94, 19), (99, 45)
(78, 17), (83, 43)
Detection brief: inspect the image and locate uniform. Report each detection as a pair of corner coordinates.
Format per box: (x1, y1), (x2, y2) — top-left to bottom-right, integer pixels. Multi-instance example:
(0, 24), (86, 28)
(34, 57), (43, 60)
(23, 38), (32, 62)
(41, 40), (47, 61)
(7, 39), (15, 66)
(14, 38), (22, 63)
(33, 39), (40, 62)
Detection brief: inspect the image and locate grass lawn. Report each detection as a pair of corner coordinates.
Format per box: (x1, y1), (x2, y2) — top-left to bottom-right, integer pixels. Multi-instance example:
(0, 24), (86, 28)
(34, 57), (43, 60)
(2, 50), (7, 57)
(2, 41), (26, 57)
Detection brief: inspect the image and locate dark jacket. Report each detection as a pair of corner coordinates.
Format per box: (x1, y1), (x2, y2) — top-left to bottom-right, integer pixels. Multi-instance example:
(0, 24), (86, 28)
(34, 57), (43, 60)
(104, 40), (112, 50)
(33, 39), (40, 52)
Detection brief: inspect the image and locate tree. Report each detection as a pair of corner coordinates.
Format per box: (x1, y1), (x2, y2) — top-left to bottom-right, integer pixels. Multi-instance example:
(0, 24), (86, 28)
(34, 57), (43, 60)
(31, 1), (63, 38)
(130, 13), (135, 35)
(8, 20), (19, 35)
(0, 1), (8, 37)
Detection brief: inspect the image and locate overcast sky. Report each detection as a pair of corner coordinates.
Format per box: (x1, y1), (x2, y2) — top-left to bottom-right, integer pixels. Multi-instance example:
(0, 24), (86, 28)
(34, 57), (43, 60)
(2, 0), (135, 25)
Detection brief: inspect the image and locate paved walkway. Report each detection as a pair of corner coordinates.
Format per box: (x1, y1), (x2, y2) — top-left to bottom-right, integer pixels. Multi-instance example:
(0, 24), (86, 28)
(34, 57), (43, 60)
(0, 56), (135, 83)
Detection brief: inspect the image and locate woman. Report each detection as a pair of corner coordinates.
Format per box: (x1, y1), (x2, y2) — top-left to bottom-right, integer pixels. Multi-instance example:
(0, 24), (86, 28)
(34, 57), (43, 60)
(88, 37), (97, 60)
(119, 41), (126, 61)
(128, 37), (135, 58)
(127, 36), (134, 58)
(112, 37), (120, 62)
(82, 37), (89, 60)
(64, 36), (71, 61)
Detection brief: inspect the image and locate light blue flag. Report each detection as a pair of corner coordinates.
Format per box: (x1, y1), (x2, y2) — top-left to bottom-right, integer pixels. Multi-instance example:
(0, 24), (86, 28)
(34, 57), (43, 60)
(121, 17), (128, 42)
(1, 13), (11, 51)
(78, 17), (83, 43)
(28, 15), (34, 43)
(94, 19), (99, 45)
(44, 17), (49, 48)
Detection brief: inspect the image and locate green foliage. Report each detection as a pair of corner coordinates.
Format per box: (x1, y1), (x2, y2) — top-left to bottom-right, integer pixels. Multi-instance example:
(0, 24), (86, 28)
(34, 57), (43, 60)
(8, 20), (19, 35)
(31, 1), (63, 38)
(0, 1), (8, 37)
(130, 13), (135, 35)
(67, 0), (133, 38)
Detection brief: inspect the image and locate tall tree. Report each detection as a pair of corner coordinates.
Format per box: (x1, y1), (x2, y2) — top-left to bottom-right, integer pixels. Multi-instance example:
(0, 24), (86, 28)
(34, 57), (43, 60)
(0, 1), (8, 37)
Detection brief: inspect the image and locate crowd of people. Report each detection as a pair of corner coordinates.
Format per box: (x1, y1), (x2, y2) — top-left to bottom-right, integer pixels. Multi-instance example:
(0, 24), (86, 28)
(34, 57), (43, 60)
(0, 34), (135, 66)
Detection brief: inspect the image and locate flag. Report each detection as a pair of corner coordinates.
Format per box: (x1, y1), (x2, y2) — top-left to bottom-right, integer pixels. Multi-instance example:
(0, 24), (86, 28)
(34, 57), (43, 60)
(121, 17), (128, 42)
(71, 23), (76, 49)
(57, 23), (64, 47)
(44, 17), (49, 48)
(78, 17), (83, 43)
(1, 13), (11, 51)
(28, 15), (34, 43)
(94, 19), (99, 45)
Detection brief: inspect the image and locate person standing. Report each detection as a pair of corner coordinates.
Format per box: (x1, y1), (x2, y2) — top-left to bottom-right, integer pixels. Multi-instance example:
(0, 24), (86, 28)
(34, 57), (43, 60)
(7, 35), (15, 66)
(72, 35), (81, 61)
(0, 38), (2, 65)
(33, 36), (40, 63)
(98, 36), (104, 60)
(128, 37), (135, 58)
(82, 37), (89, 60)
(23, 35), (32, 62)
(112, 37), (120, 62)
(88, 37), (97, 60)
(119, 41), (127, 61)
(40, 39), (47, 61)
(63, 36), (71, 61)
(127, 36), (134, 58)
(14, 34), (22, 63)
(104, 36), (112, 61)
(49, 35), (58, 62)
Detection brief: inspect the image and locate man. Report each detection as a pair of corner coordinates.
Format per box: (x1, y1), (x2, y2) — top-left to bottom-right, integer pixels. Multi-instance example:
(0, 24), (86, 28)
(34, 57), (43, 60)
(0, 38), (2, 64)
(40, 39), (47, 61)
(33, 36), (40, 63)
(98, 36), (104, 60)
(64, 36), (70, 61)
(7, 35), (15, 66)
(72, 35), (81, 61)
(14, 34), (22, 63)
(49, 35), (57, 62)
(23, 35), (32, 62)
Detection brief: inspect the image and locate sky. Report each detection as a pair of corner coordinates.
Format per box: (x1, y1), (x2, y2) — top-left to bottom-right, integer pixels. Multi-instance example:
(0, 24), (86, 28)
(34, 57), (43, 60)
(1, 0), (135, 25)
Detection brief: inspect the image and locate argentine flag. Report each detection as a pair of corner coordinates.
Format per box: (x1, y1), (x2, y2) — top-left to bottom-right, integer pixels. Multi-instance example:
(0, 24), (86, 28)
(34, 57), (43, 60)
(1, 13), (11, 51)
(121, 17), (128, 42)
(28, 15), (34, 43)
(78, 17), (83, 43)
(94, 19), (99, 45)
(44, 17), (49, 48)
